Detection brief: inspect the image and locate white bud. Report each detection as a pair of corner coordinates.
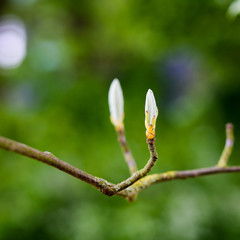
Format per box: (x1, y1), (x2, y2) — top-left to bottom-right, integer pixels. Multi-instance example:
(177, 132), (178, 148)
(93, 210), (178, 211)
(145, 89), (158, 127)
(108, 78), (124, 129)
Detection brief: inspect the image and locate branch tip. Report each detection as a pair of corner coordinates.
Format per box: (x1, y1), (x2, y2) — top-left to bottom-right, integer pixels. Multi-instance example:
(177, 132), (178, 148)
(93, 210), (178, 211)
(217, 123), (234, 167)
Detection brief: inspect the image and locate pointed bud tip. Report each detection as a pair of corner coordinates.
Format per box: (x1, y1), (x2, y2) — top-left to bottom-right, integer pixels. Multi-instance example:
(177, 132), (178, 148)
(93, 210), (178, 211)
(145, 88), (158, 127)
(112, 78), (120, 85)
(146, 89), (155, 101)
(147, 89), (153, 94)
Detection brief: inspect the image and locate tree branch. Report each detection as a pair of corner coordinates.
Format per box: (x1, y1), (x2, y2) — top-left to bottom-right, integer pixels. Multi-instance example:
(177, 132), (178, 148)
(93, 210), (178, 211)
(0, 136), (115, 195)
(118, 123), (238, 200)
(0, 123), (239, 202)
(0, 135), (158, 196)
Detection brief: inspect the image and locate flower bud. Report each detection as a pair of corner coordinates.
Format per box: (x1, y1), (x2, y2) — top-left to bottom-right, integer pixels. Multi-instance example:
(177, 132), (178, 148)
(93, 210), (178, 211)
(108, 78), (124, 130)
(145, 89), (158, 139)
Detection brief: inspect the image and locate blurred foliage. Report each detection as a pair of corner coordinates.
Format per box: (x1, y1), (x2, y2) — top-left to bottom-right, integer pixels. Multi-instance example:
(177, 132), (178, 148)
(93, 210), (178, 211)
(1, 0), (240, 239)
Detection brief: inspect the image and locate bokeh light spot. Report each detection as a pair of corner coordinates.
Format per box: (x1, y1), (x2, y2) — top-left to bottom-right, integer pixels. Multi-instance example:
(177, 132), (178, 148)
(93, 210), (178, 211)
(0, 16), (27, 69)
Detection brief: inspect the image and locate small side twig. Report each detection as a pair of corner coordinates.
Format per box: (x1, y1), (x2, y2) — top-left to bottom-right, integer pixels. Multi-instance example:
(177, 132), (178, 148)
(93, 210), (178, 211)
(217, 123), (234, 167)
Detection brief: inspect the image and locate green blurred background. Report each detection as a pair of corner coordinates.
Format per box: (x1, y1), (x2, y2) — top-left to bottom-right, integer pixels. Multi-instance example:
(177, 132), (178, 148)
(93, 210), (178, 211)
(1, 0), (240, 239)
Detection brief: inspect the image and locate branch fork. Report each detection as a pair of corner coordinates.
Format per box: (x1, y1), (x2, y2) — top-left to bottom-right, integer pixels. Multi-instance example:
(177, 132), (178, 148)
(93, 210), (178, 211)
(0, 79), (239, 202)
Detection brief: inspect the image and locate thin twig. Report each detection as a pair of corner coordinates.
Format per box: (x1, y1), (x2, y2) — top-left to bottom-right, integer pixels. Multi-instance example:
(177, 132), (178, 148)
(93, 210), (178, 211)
(116, 128), (138, 201)
(119, 166), (240, 198)
(217, 123), (234, 167)
(117, 128), (138, 175)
